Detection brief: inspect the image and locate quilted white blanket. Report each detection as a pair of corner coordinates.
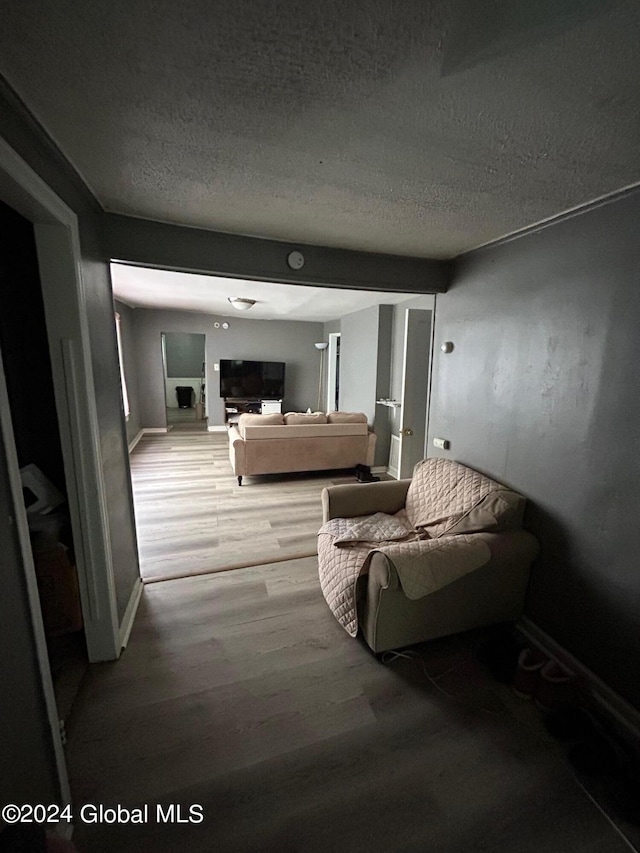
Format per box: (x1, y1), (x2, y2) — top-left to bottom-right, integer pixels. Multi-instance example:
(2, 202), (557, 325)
(318, 457), (505, 637)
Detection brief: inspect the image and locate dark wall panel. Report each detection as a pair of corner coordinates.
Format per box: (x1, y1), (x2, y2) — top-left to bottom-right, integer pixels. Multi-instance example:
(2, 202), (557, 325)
(0, 200), (65, 490)
(428, 189), (640, 709)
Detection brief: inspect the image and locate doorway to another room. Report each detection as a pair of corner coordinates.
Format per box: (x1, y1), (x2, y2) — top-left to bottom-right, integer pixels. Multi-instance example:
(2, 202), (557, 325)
(161, 331), (207, 432)
(327, 332), (340, 413)
(0, 199), (88, 732)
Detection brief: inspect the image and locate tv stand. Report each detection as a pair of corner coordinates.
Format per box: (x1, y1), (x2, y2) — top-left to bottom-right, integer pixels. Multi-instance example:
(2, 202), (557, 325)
(224, 398), (282, 424)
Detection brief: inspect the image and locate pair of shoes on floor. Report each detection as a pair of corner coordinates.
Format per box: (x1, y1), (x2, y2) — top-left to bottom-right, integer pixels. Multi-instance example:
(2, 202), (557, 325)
(355, 464), (380, 483)
(511, 647), (574, 711)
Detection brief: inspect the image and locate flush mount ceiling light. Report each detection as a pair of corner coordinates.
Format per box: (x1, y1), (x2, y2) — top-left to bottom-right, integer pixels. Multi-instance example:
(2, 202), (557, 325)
(228, 297), (256, 311)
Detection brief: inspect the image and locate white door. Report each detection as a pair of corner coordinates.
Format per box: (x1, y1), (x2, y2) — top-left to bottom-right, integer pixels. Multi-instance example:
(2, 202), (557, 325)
(0, 349), (71, 809)
(397, 309), (433, 479)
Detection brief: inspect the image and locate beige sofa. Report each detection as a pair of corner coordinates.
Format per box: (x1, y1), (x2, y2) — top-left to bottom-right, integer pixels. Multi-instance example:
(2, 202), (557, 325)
(228, 411), (376, 485)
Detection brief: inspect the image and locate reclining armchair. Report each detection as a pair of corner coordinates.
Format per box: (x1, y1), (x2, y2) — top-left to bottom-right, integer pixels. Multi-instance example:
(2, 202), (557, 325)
(318, 457), (539, 653)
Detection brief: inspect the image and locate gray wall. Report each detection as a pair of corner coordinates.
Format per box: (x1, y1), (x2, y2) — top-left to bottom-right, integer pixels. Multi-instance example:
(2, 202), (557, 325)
(323, 319), (341, 336)
(130, 308), (323, 427)
(429, 188), (640, 710)
(164, 332), (205, 378)
(340, 305), (381, 420)
(80, 242), (140, 623)
(115, 300), (142, 445)
(339, 305), (393, 467)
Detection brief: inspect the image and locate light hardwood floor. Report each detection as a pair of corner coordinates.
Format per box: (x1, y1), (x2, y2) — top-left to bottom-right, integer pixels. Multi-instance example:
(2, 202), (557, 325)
(66, 557), (634, 853)
(166, 406), (207, 432)
(129, 431), (354, 582)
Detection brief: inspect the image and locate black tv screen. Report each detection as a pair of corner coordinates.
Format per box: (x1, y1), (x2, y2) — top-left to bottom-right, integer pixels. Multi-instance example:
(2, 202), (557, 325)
(219, 359), (285, 399)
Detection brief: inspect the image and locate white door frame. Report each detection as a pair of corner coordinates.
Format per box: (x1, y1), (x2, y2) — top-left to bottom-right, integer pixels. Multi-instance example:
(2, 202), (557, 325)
(0, 136), (120, 662)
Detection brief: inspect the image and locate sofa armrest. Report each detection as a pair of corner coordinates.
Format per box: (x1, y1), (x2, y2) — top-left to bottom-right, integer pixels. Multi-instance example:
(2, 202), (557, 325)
(227, 425), (246, 476)
(361, 529), (539, 653)
(365, 430), (376, 466)
(322, 479), (411, 522)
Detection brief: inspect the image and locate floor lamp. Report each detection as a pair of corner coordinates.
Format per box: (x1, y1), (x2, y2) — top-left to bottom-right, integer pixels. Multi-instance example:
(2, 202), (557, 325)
(315, 342), (329, 412)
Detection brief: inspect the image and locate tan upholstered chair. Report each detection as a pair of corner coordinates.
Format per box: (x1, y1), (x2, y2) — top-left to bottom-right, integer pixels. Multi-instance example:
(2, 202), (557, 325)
(320, 459), (539, 653)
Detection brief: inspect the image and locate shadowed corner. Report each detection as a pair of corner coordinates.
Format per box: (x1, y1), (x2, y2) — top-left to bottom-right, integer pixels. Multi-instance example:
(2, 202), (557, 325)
(440, 0), (606, 76)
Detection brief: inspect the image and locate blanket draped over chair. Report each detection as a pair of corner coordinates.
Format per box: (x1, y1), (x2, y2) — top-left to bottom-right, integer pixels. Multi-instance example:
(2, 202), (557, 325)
(318, 457), (526, 637)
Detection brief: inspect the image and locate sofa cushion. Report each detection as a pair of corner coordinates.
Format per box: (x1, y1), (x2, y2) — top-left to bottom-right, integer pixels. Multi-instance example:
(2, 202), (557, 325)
(237, 412), (284, 438)
(241, 422), (368, 440)
(283, 411), (327, 425)
(405, 457), (504, 538)
(327, 411), (368, 424)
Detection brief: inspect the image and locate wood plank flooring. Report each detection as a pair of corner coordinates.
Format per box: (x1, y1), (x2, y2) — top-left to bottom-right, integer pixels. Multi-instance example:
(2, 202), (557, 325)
(129, 431), (353, 582)
(66, 558), (634, 853)
(166, 406), (207, 432)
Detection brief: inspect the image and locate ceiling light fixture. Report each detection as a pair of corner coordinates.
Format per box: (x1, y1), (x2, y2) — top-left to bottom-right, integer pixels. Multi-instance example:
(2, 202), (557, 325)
(228, 297), (256, 311)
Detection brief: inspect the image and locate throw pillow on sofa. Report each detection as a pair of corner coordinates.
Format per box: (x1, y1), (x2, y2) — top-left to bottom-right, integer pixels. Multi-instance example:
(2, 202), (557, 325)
(283, 412), (327, 425)
(326, 411), (368, 424)
(237, 413), (284, 438)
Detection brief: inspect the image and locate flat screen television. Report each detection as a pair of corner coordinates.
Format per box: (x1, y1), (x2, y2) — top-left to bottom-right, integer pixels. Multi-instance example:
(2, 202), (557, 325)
(219, 359), (285, 399)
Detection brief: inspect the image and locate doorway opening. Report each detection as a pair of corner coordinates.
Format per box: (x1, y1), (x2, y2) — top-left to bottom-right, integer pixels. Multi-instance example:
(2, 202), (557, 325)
(327, 332), (341, 412)
(161, 332), (207, 432)
(0, 199), (86, 771)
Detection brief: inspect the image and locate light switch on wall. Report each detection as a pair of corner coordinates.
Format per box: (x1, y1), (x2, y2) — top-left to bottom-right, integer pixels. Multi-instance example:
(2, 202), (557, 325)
(433, 437), (449, 450)
(214, 363), (219, 371)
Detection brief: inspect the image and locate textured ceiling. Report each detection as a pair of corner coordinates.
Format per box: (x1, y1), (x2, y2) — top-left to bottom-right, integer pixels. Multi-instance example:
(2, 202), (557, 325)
(111, 264), (419, 322)
(1, 0), (640, 258)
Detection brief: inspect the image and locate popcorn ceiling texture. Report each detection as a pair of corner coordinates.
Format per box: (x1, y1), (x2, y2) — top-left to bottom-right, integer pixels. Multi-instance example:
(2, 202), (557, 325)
(1, 0), (639, 257)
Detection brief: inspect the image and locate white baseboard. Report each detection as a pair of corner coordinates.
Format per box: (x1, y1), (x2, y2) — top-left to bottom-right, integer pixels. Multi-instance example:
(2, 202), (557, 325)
(118, 578), (143, 651)
(519, 616), (640, 741)
(128, 427), (168, 452)
(371, 465), (387, 475)
(128, 430), (144, 452)
(207, 425), (228, 433)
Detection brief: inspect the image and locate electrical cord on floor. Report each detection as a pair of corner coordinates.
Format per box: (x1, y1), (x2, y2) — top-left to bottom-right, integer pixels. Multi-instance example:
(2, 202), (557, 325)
(380, 648), (500, 715)
(381, 649), (456, 698)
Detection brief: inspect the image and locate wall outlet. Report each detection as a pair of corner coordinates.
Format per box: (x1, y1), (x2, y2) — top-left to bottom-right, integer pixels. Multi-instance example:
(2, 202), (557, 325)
(433, 437), (450, 450)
